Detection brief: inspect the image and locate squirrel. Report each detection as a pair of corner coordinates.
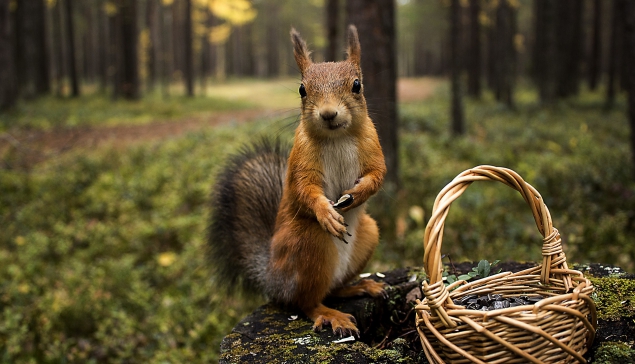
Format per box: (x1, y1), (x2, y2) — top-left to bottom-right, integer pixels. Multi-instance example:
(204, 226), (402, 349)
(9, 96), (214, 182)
(208, 25), (387, 337)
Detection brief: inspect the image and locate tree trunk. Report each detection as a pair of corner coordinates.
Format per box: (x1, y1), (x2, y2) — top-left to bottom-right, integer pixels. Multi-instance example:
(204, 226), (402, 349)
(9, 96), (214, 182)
(109, 4), (120, 99)
(172, 1), (184, 83)
(624, 0), (635, 181)
(533, 0), (558, 103)
(53, 0), (67, 96)
(119, 0), (139, 99)
(588, 0), (602, 91)
(265, 0), (279, 77)
(97, 0), (108, 92)
(486, 6), (496, 91)
(228, 25), (254, 76)
(200, 7), (216, 88)
(493, 0), (516, 108)
(161, 1), (172, 96)
(450, 0), (465, 136)
(146, 0), (158, 92)
(65, 0), (80, 97)
(0, 0), (16, 110)
(555, 0), (582, 98)
(606, 0), (625, 110)
(346, 0), (399, 189)
(325, 0), (339, 62)
(15, 0), (50, 98)
(412, 0), (427, 76)
(467, 0), (481, 98)
(184, 0), (193, 96)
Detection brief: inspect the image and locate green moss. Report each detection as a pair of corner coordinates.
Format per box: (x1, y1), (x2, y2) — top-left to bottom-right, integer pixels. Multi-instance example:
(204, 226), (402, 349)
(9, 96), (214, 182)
(594, 342), (635, 364)
(286, 318), (310, 331)
(590, 277), (635, 320)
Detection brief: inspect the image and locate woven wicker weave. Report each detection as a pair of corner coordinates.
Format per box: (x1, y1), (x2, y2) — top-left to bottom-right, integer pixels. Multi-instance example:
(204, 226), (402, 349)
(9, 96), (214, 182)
(415, 165), (597, 364)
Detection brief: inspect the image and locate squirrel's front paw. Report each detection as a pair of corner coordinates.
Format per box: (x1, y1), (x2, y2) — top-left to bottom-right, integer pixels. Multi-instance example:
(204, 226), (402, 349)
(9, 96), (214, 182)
(316, 204), (348, 241)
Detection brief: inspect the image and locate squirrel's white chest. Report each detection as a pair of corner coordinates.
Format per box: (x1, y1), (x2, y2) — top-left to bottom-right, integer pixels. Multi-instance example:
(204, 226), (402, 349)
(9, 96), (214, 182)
(320, 139), (360, 202)
(320, 139), (361, 288)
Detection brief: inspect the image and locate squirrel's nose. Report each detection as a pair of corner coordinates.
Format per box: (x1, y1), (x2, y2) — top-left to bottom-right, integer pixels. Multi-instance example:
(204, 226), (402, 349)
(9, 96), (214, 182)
(320, 110), (338, 121)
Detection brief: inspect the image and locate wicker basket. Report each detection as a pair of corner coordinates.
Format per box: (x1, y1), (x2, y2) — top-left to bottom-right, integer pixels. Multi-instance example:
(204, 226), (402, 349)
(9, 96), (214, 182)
(415, 166), (597, 364)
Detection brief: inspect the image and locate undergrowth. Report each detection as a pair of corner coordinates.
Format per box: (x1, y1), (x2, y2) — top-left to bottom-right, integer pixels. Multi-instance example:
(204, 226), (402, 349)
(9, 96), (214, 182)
(390, 85), (634, 273)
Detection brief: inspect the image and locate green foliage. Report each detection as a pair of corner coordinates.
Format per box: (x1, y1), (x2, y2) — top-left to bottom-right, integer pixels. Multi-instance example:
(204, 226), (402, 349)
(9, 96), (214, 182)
(391, 85), (634, 272)
(0, 92), (253, 131)
(444, 259), (501, 285)
(0, 121), (291, 362)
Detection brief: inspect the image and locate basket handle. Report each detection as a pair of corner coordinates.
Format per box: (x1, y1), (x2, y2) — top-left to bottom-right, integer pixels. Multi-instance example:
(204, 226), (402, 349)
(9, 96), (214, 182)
(424, 165), (571, 290)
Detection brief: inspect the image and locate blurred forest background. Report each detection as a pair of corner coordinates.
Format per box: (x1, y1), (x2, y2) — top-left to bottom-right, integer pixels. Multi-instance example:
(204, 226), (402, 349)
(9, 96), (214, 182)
(1, 0), (635, 362)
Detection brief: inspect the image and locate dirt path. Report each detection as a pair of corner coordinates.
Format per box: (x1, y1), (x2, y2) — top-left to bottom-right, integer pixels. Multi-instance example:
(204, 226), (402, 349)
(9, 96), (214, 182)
(0, 108), (273, 169)
(1, 78), (441, 169)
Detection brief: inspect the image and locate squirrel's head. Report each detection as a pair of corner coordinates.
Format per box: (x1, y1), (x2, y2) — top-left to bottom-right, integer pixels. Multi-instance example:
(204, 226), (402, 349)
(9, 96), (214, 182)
(291, 25), (367, 137)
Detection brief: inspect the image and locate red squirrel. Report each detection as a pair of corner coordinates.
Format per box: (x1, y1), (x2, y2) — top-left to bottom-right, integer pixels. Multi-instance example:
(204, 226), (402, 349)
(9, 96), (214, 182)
(209, 25), (387, 337)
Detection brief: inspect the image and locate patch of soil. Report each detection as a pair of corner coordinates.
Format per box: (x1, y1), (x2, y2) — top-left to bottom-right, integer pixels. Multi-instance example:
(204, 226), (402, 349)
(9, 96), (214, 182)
(397, 77), (443, 103)
(0, 109), (266, 169)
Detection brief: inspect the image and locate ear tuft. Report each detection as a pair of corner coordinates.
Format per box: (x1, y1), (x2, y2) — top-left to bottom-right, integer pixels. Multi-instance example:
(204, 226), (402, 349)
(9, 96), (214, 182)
(346, 25), (361, 67)
(290, 28), (312, 74)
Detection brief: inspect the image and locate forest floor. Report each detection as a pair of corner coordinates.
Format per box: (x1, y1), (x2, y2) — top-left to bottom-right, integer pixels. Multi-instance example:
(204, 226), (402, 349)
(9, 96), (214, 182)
(0, 77), (441, 169)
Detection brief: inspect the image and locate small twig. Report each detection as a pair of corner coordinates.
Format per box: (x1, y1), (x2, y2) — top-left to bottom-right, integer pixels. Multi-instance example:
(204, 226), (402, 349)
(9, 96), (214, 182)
(396, 329), (417, 339)
(373, 327), (393, 349)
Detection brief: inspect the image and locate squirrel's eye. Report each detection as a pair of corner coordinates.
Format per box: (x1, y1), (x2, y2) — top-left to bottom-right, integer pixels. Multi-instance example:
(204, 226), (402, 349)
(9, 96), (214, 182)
(299, 84), (307, 98)
(352, 79), (361, 94)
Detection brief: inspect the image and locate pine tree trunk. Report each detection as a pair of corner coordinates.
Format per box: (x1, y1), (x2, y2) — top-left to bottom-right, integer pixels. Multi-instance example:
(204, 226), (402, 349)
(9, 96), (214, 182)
(53, 0), (67, 95)
(172, 2), (184, 82)
(265, 0), (279, 77)
(555, 0), (582, 98)
(450, 0), (465, 136)
(160, 1), (171, 96)
(413, 0), (427, 76)
(65, 0), (80, 97)
(325, 0), (339, 62)
(346, 0), (399, 189)
(184, 0), (193, 96)
(624, 0), (635, 181)
(120, 0), (139, 99)
(98, 0), (108, 92)
(15, 0), (50, 98)
(467, 0), (481, 98)
(606, 0), (624, 109)
(244, 23), (255, 76)
(146, 0), (158, 92)
(109, 5), (120, 99)
(588, 0), (602, 91)
(0, 0), (16, 110)
(533, 0), (557, 103)
(494, 0), (516, 108)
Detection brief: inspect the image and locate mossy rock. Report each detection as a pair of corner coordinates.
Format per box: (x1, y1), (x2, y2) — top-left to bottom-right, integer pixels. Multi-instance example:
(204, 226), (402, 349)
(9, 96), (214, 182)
(219, 264), (635, 363)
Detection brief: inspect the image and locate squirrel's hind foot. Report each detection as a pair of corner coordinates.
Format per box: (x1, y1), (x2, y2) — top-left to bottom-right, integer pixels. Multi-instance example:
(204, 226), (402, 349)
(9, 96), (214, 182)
(308, 304), (360, 338)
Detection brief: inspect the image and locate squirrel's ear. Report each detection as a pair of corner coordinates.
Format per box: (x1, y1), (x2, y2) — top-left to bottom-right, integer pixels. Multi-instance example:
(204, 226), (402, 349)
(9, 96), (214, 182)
(346, 25), (361, 67)
(290, 28), (311, 74)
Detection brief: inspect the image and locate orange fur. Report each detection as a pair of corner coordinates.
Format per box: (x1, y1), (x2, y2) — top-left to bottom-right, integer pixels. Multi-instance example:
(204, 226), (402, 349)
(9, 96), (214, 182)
(268, 26), (386, 337)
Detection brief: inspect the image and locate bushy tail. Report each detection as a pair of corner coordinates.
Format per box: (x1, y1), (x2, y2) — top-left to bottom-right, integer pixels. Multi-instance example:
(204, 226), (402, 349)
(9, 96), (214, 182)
(207, 138), (289, 294)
